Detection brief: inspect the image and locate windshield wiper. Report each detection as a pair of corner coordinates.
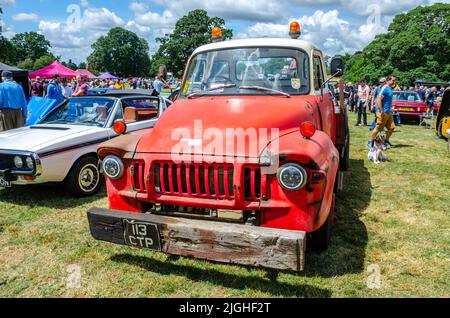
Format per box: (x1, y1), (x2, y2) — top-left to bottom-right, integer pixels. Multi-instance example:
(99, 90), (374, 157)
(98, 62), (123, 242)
(188, 84), (237, 99)
(239, 86), (291, 98)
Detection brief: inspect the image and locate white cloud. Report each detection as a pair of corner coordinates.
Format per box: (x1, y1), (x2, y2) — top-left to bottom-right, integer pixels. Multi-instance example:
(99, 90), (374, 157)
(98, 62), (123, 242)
(0, 20), (15, 38)
(237, 9), (388, 56)
(0, 0), (15, 6)
(125, 20), (152, 37)
(82, 7), (125, 31)
(80, 0), (89, 8)
(129, 2), (149, 13)
(12, 13), (38, 22)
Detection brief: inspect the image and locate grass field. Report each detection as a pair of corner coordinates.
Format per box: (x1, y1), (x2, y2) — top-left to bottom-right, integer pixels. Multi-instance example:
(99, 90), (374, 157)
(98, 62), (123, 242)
(0, 112), (449, 298)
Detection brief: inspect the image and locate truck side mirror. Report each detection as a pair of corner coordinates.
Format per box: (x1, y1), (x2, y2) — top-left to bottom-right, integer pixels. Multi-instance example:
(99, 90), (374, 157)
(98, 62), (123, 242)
(331, 56), (344, 77)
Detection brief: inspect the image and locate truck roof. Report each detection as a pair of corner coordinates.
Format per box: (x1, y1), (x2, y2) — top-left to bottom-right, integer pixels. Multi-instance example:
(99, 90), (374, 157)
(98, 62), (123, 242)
(193, 38), (321, 55)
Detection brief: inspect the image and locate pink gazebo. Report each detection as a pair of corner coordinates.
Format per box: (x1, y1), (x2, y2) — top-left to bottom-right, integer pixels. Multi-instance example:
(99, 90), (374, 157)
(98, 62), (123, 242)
(29, 60), (78, 79)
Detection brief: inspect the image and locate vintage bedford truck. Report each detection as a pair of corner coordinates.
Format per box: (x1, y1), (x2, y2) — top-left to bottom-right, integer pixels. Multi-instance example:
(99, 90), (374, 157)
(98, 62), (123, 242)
(87, 22), (350, 271)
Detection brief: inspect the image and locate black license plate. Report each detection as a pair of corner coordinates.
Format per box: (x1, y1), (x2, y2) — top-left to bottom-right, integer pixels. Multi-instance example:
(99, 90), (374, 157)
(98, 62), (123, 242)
(123, 219), (161, 251)
(0, 177), (11, 188)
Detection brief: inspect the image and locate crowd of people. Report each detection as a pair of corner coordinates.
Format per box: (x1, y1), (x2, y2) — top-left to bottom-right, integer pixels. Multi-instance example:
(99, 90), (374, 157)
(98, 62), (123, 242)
(332, 76), (448, 164)
(0, 70), (178, 132)
(30, 74), (176, 100)
(333, 81), (446, 128)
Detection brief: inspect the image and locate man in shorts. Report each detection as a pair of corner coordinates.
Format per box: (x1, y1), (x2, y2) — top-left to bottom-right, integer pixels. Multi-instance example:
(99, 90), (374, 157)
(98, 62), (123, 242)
(370, 75), (397, 149)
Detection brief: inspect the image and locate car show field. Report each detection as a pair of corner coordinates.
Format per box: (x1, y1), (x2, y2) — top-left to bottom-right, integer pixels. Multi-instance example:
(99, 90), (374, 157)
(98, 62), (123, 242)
(0, 112), (448, 298)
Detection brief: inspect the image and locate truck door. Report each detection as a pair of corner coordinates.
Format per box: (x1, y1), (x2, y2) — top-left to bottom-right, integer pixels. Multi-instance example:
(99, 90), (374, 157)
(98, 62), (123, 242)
(313, 54), (335, 142)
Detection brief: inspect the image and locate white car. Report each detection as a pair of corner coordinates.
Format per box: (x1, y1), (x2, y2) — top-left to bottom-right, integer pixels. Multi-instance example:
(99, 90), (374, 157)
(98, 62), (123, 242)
(0, 91), (171, 196)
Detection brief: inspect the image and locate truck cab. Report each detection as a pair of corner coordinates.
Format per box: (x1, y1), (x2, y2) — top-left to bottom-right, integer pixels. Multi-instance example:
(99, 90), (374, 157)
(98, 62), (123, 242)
(88, 22), (350, 272)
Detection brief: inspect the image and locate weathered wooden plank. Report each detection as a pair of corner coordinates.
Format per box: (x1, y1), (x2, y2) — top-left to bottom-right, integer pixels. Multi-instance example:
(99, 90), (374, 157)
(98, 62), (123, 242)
(87, 208), (306, 271)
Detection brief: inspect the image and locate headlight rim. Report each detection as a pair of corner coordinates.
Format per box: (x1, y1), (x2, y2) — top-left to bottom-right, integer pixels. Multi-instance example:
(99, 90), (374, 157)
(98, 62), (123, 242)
(276, 163), (308, 191)
(102, 155), (124, 180)
(13, 156), (24, 169)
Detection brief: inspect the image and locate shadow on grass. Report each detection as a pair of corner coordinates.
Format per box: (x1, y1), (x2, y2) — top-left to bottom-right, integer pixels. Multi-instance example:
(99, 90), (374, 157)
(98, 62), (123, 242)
(111, 254), (332, 297)
(111, 159), (371, 291)
(0, 184), (106, 209)
(304, 159), (371, 277)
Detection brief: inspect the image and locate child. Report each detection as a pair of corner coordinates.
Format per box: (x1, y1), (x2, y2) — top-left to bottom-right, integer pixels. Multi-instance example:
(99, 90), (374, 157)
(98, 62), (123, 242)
(368, 136), (388, 164)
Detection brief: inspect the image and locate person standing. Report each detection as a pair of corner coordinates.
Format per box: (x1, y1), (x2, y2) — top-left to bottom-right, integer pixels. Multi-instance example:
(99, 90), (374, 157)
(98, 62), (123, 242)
(356, 80), (371, 126)
(425, 86), (437, 116)
(61, 78), (73, 99)
(31, 76), (44, 97)
(72, 75), (89, 97)
(370, 75), (397, 149)
(0, 71), (27, 131)
(46, 75), (65, 105)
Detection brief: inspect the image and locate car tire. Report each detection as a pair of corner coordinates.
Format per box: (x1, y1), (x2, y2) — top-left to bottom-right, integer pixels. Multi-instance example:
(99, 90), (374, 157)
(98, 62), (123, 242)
(65, 156), (101, 197)
(307, 194), (335, 251)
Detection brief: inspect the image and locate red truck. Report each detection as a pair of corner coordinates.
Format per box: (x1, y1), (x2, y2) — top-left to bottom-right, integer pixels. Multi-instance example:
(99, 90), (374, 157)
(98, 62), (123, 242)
(87, 23), (350, 272)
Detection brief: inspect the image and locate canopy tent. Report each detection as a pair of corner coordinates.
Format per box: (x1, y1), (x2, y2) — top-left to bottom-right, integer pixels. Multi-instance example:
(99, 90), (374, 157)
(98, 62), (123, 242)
(76, 69), (97, 79)
(0, 62), (30, 100)
(98, 72), (118, 80)
(29, 60), (78, 79)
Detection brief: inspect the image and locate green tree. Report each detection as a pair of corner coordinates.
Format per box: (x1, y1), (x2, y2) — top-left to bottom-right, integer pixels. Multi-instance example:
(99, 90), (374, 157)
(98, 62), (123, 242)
(11, 32), (52, 63)
(78, 62), (87, 69)
(63, 59), (77, 70)
(150, 9), (233, 77)
(0, 36), (17, 65)
(87, 27), (150, 77)
(17, 58), (34, 70)
(33, 54), (57, 71)
(344, 3), (450, 86)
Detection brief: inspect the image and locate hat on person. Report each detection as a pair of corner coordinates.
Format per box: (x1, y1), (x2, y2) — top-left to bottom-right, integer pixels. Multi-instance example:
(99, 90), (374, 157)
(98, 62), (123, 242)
(379, 77), (387, 83)
(1, 71), (13, 78)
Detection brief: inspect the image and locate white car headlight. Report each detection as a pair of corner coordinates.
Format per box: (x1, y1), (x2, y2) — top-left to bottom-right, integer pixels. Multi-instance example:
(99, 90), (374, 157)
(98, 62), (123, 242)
(14, 156), (24, 169)
(102, 155), (124, 180)
(26, 157), (34, 169)
(277, 163), (307, 191)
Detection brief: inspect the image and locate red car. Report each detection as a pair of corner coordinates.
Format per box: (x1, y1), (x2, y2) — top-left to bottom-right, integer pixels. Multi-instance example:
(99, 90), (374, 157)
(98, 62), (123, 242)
(87, 23), (350, 272)
(392, 91), (427, 122)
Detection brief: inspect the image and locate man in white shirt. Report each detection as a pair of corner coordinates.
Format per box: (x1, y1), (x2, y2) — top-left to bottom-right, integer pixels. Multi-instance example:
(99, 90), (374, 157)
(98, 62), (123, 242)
(356, 80), (371, 126)
(61, 78), (73, 99)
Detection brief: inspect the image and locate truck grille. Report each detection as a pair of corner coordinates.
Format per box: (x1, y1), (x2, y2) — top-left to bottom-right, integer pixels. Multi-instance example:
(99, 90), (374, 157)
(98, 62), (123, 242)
(0, 155), (12, 170)
(131, 161), (147, 192)
(152, 162), (262, 202)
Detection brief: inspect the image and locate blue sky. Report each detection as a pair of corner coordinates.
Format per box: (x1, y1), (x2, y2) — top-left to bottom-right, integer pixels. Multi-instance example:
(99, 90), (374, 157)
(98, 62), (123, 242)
(0, 0), (447, 64)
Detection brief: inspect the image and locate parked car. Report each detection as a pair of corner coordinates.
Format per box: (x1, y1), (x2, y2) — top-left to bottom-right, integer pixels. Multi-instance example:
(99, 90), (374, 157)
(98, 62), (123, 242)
(87, 22), (350, 272)
(392, 91), (427, 122)
(436, 88), (450, 139)
(0, 91), (171, 196)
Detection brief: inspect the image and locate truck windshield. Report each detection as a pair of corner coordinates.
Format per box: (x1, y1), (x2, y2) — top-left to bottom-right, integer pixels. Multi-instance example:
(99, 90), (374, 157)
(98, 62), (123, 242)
(180, 47), (310, 98)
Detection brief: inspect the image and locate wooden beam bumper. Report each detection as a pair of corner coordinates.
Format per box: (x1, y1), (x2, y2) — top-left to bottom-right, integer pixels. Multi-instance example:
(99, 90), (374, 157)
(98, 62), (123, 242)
(87, 208), (306, 272)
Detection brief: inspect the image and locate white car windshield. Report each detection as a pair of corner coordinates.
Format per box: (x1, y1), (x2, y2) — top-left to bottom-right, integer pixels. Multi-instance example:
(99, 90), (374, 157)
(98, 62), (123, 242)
(180, 47), (310, 97)
(40, 98), (116, 127)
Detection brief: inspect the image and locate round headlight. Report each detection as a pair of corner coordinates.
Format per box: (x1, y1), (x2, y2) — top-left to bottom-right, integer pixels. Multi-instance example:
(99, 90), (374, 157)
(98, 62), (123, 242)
(26, 157), (34, 169)
(14, 156), (23, 169)
(102, 155), (124, 180)
(277, 163), (307, 191)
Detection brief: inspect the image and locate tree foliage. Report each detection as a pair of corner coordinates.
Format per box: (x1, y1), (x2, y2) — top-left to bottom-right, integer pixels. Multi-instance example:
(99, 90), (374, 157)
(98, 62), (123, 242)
(87, 27), (150, 77)
(150, 9), (233, 77)
(11, 32), (52, 63)
(0, 36), (17, 65)
(344, 3), (450, 85)
(33, 53), (57, 71)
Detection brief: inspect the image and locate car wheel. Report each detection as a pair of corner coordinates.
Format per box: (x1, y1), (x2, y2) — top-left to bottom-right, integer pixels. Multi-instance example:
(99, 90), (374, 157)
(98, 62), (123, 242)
(65, 156), (101, 197)
(307, 194), (335, 251)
